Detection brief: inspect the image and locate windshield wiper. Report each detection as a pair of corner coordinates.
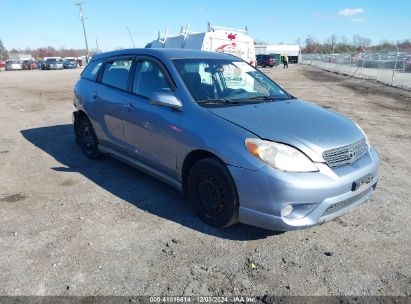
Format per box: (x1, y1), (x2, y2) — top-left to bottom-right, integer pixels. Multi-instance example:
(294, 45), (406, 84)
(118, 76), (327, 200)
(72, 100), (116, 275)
(197, 98), (239, 104)
(235, 95), (291, 103)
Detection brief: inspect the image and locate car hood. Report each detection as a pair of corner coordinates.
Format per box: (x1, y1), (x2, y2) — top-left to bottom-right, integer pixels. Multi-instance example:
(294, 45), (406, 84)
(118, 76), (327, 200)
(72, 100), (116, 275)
(208, 99), (364, 162)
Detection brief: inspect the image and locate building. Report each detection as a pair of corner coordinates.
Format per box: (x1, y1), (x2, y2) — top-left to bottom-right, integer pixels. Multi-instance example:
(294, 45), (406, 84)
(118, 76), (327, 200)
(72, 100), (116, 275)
(255, 44), (301, 63)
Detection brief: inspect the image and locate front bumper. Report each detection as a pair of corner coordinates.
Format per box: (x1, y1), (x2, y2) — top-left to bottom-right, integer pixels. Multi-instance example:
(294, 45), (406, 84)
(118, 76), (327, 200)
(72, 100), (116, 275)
(228, 147), (380, 231)
(49, 65), (63, 69)
(6, 66), (21, 70)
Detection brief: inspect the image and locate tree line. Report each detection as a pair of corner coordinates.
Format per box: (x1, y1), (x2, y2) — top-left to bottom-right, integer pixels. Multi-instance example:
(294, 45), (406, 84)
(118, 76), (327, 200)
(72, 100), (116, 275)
(2, 34), (411, 61)
(0, 40), (91, 60)
(256, 35), (411, 54)
(301, 35), (411, 54)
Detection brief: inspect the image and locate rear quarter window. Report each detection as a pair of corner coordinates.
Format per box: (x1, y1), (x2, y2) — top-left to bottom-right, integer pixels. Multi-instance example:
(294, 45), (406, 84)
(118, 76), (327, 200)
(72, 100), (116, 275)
(81, 60), (103, 81)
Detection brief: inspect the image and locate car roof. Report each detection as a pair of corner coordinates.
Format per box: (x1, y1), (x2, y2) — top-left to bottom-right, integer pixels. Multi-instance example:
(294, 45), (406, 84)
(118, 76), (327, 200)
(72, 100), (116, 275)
(91, 48), (238, 62)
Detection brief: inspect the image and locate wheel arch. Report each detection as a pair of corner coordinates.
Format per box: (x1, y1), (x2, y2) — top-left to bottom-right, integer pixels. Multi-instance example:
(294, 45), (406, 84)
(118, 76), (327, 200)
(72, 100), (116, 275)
(73, 109), (89, 138)
(181, 149), (226, 194)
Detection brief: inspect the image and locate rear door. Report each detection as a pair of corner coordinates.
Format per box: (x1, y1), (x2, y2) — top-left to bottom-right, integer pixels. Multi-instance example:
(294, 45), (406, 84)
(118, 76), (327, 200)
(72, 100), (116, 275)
(92, 56), (132, 151)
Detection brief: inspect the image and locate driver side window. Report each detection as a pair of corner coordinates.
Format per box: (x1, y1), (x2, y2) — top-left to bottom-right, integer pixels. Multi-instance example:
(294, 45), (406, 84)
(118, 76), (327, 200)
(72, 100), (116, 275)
(133, 60), (171, 98)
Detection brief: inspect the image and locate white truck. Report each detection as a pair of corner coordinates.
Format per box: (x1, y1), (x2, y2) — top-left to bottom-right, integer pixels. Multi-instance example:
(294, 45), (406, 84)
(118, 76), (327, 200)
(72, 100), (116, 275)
(147, 24), (256, 66)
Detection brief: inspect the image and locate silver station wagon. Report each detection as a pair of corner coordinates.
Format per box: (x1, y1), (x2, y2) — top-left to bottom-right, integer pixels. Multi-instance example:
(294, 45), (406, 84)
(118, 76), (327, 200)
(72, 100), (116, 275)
(73, 49), (379, 231)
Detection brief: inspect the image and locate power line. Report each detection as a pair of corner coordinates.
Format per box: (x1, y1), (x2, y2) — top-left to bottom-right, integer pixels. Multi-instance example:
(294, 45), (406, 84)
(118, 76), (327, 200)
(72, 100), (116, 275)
(126, 26), (136, 48)
(75, 1), (90, 62)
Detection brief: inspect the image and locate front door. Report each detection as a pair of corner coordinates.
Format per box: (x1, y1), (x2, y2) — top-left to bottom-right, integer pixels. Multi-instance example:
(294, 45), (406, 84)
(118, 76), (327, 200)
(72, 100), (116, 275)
(123, 58), (181, 178)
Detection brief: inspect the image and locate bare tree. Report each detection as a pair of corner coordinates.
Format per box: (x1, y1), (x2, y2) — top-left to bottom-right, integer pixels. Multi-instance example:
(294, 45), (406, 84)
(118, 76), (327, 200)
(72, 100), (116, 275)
(325, 35), (338, 53)
(331, 35), (338, 53)
(303, 36), (320, 53)
(0, 39), (8, 60)
(353, 35), (372, 50)
(337, 36), (354, 53)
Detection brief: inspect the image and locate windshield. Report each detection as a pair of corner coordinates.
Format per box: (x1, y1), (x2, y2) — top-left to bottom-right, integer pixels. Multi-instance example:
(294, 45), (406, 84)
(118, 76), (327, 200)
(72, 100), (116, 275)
(173, 58), (291, 106)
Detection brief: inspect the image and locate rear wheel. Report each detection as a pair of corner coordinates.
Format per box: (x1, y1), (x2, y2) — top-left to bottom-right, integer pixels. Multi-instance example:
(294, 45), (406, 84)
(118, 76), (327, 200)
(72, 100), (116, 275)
(79, 118), (100, 159)
(188, 158), (239, 228)
(262, 62), (266, 68)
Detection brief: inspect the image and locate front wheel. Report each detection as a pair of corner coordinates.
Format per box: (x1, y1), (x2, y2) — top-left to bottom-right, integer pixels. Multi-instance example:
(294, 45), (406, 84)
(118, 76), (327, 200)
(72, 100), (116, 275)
(79, 118), (100, 159)
(188, 158), (239, 228)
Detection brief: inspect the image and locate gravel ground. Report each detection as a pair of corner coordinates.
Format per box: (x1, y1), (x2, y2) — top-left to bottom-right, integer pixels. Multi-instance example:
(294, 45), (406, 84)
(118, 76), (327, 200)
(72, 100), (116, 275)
(0, 65), (410, 297)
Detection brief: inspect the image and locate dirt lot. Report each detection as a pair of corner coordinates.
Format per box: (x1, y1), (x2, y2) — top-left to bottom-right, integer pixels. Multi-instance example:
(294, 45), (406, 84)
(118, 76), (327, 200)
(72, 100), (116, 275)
(0, 65), (410, 297)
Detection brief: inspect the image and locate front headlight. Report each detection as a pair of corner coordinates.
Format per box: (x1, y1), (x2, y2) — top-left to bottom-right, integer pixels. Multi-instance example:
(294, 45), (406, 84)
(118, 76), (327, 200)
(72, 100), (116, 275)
(245, 138), (318, 172)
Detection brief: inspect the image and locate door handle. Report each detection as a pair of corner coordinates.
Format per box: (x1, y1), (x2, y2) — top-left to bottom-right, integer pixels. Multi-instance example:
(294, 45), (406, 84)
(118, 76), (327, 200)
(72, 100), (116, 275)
(90, 91), (98, 100)
(127, 102), (136, 112)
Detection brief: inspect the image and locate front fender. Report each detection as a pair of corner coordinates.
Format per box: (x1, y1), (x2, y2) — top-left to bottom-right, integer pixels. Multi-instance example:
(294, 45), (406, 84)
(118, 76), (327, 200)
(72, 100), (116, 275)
(176, 106), (266, 180)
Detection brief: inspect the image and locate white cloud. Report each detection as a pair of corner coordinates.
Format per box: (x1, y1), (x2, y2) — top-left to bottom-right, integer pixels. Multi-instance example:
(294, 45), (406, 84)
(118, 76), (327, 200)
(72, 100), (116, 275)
(351, 18), (366, 23)
(338, 8), (364, 17)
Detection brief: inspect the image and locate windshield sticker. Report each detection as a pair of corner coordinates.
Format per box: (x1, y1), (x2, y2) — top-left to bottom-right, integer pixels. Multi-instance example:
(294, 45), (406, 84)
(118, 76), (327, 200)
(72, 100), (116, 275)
(222, 65), (245, 86)
(224, 76), (244, 86)
(252, 72), (273, 91)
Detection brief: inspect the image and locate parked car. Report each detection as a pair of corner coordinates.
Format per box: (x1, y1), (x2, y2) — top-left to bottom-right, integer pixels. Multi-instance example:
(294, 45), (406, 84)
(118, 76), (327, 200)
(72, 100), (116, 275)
(37, 60), (45, 69)
(43, 58), (63, 70)
(73, 49), (379, 231)
(0, 60), (5, 71)
(63, 59), (77, 69)
(351, 53), (364, 65)
(5, 60), (22, 70)
(256, 54), (276, 67)
(405, 56), (411, 72)
(22, 60), (38, 70)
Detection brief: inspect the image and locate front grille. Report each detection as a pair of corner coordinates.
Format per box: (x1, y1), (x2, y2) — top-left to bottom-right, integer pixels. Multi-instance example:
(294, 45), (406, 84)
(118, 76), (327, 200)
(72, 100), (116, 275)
(322, 138), (368, 167)
(323, 188), (371, 217)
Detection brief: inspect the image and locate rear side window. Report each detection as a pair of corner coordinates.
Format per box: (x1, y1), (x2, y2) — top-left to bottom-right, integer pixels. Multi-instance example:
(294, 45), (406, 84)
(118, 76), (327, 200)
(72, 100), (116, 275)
(101, 59), (132, 90)
(81, 60), (102, 81)
(133, 60), (171, 98)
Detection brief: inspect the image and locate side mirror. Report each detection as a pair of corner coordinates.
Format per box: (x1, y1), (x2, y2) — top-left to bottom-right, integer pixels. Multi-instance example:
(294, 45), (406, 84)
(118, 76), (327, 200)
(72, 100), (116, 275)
(149, 91), (182, 111)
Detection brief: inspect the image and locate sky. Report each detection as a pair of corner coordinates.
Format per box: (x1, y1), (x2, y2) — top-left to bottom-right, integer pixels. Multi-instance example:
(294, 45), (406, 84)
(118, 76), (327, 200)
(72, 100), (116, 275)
(0, 0), (410, 51)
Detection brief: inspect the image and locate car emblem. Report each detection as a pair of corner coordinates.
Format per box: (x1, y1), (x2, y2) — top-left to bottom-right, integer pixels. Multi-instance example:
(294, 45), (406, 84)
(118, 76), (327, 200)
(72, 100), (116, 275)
(348, 148), (356, 158)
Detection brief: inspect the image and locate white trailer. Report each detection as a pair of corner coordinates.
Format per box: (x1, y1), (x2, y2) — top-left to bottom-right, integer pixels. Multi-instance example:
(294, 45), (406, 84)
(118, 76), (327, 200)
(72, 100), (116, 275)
(147, 24), (256, 65)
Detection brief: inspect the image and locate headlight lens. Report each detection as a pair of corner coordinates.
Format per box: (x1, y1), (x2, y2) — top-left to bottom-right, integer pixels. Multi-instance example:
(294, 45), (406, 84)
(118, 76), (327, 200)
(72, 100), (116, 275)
(245, 138), (318, 172)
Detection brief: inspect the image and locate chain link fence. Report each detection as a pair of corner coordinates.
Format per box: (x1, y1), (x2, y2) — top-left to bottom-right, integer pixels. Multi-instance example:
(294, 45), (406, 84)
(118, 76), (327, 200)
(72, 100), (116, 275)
(300, 51), (411, 90)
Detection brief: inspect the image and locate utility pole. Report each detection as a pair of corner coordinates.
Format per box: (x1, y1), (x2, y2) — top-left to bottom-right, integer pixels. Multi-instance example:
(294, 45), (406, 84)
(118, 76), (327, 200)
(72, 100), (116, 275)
(75, 1), (90, 63)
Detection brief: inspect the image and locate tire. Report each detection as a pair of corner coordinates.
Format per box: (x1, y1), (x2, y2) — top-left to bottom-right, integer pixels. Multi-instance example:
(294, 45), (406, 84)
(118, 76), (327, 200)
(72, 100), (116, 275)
(262, 62), (266, 68)
(79, 117), (100, 159)
(187, 157), (239, 228)
(73, 114), (81, 145)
